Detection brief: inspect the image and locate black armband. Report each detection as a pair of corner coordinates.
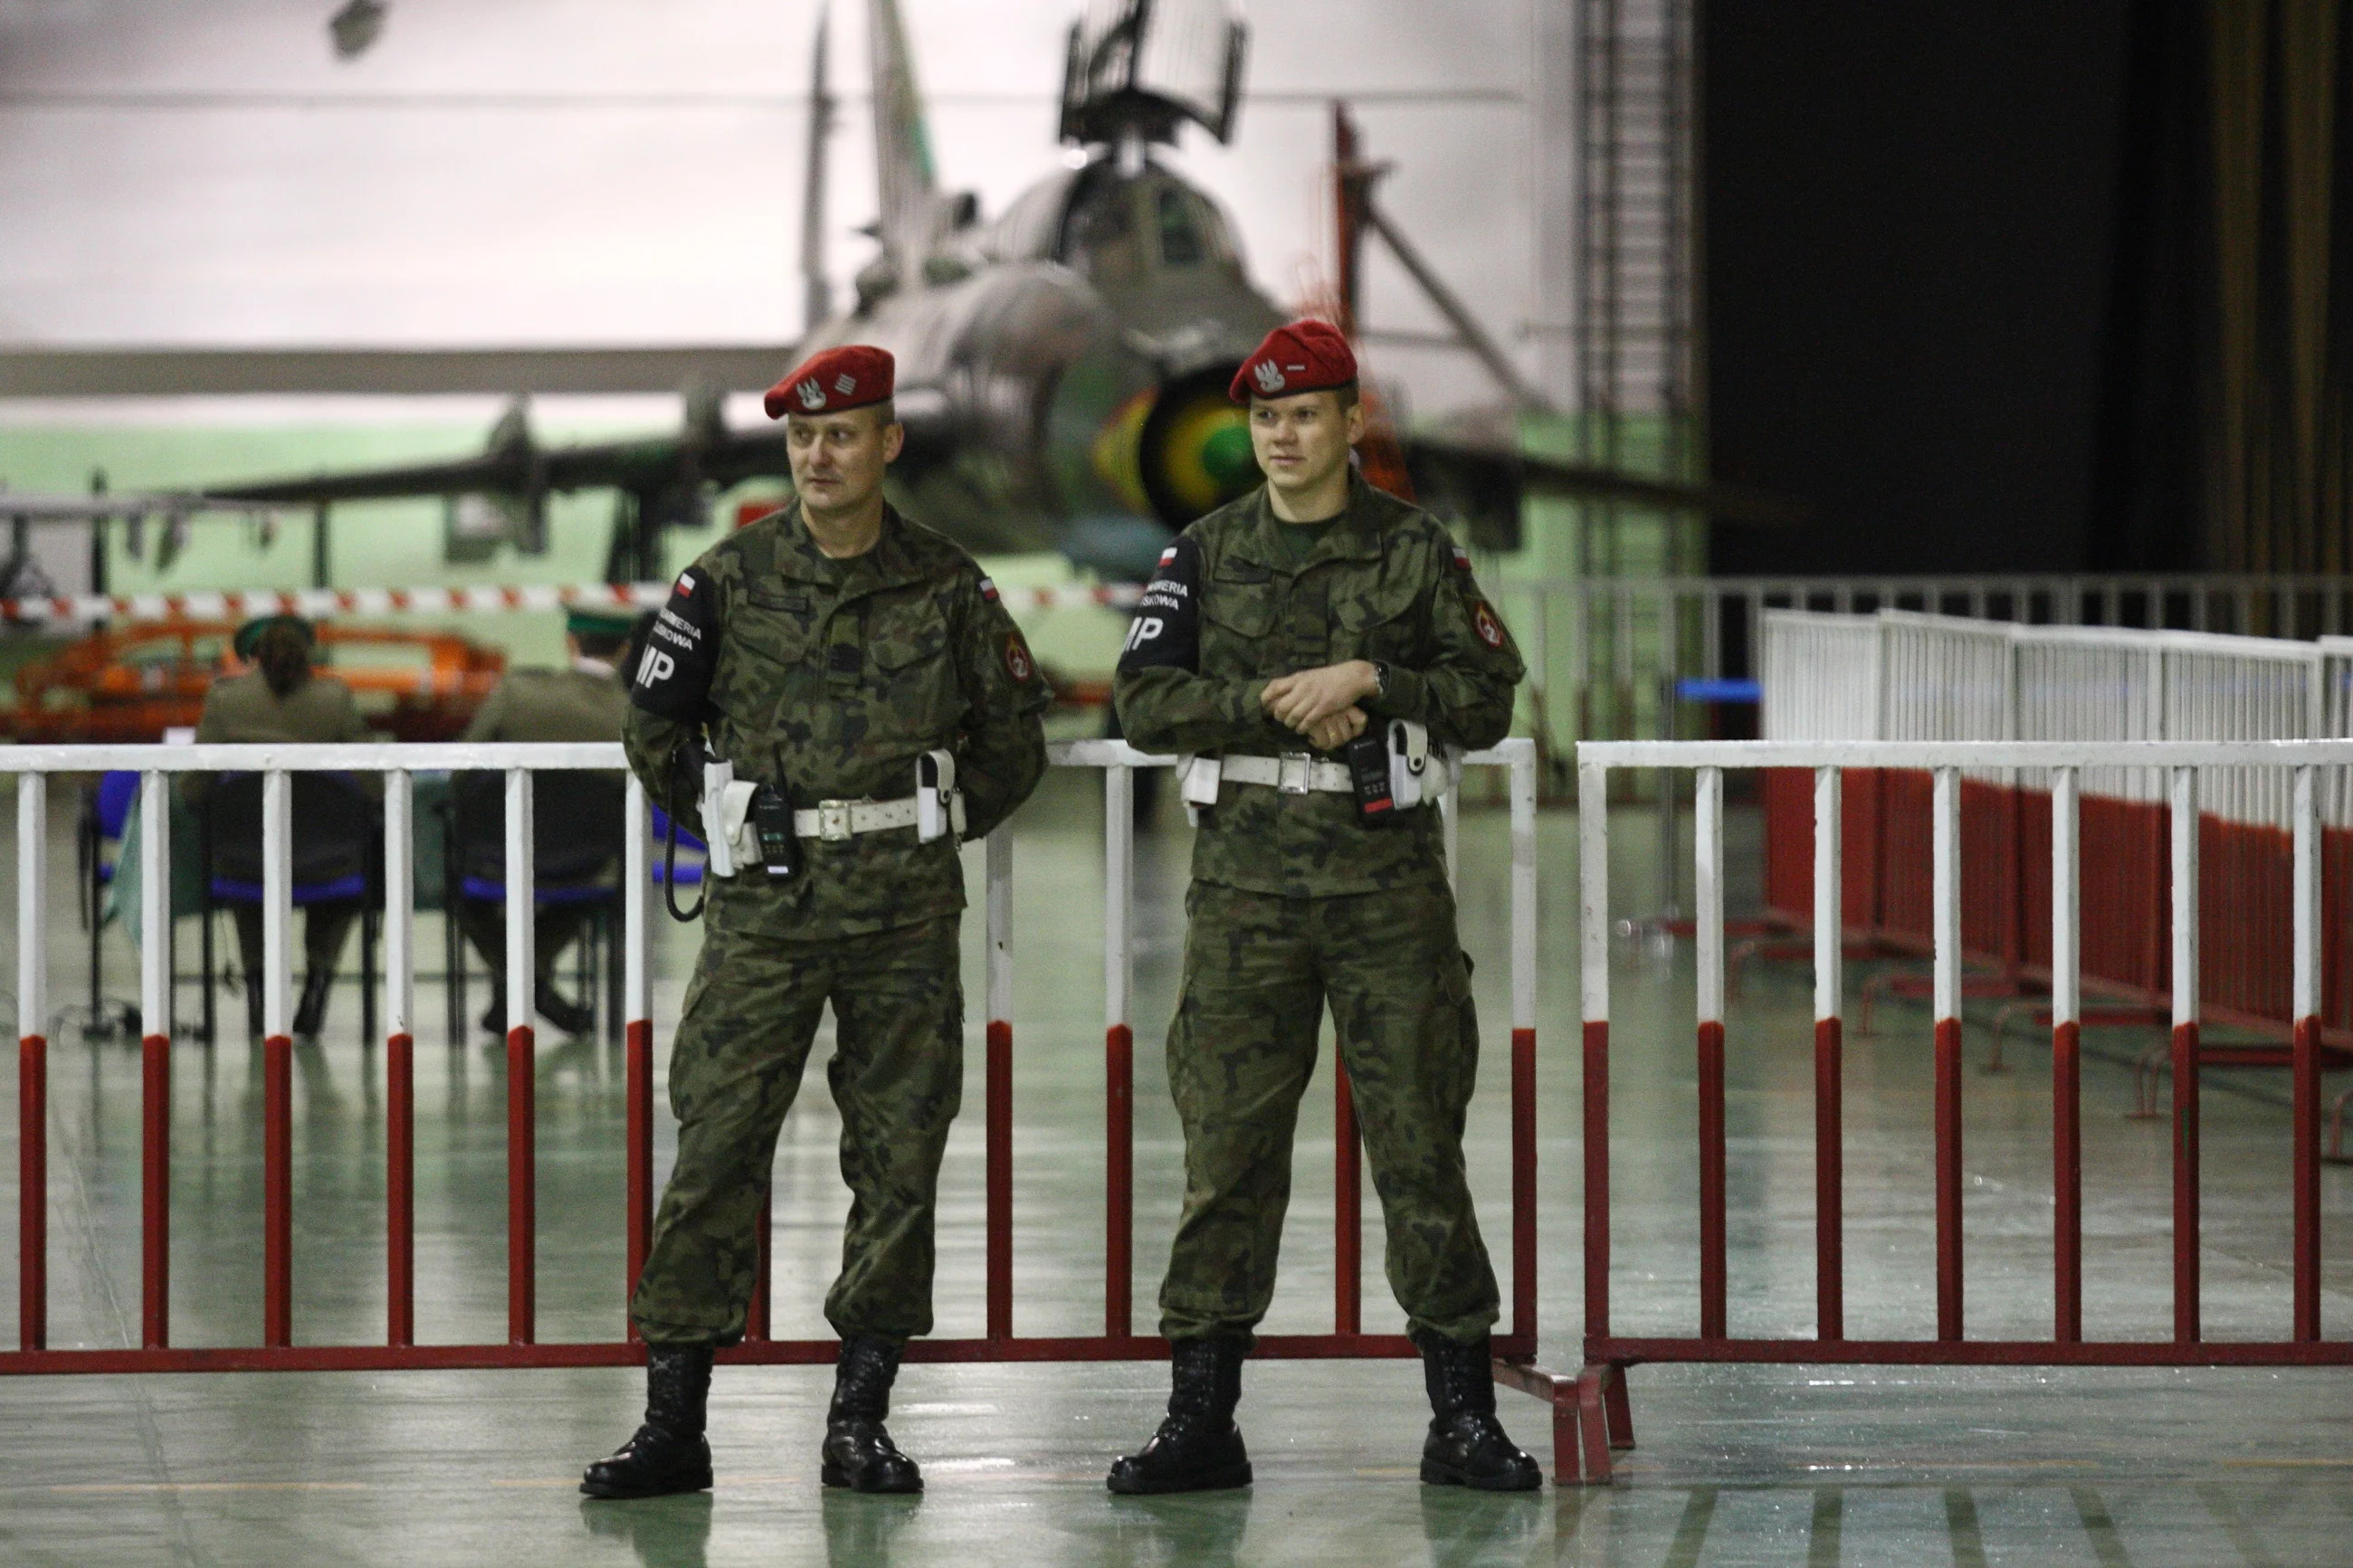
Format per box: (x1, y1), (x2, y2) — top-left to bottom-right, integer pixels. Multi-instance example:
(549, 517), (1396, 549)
(1117, 535), (1202, 672)
(630, 566), (720, 719)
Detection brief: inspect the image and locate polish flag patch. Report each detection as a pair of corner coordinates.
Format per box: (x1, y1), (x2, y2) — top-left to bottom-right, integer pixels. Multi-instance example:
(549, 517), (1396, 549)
(1450, 545), (1472, 573)
(977, 576), (999, 603)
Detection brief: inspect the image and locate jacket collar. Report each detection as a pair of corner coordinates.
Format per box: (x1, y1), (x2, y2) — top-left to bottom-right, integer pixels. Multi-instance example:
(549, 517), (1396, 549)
(1226, 471), (1391, 572)
(769, 500), (929, 594)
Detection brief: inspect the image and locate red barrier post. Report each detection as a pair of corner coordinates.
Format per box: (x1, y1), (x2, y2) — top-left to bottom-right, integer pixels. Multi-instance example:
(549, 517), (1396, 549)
(264, 1034), (291, 1347)
(1579, 763), (1612, 1345)
(2291, 765), (2321, 1341)
(1510, 1027), (1536, 1339)
(383, 773), (415, 1348)
(1812, 767), (1844, 1340)
(1696, 1028), (1727, 1339)
(1106, 1023), (1133, 1340)
(17, 1037), (45, 1352)
(1101, 766), (1135, 1341)
(135, 770), (176, 1349)
(1694, 769), (1729, 1340)
(259, 768), (292, 1349)
(1508, 746), (1538, 1346)
(747, 1189), (771, 1342)
(17, 775), (48, 1352)
(2168, 766), (2199, 1344)
(503, 766), (537, 1347)
(626, 1022), (653, 1339)
(1932, 768), (1964, 1341)
(623, 774), (652, 1341)
(507, 1027), (536, 1345)
(388, 1033), (414, 1346)
(985, 829), (1013, 1342)
(2051, 766), (2082, 1343)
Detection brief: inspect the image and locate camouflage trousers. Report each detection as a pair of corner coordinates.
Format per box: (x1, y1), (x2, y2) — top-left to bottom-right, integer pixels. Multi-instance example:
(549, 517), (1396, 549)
(629, 914), (963, 1347)
(1157, 879), (1500, 1346)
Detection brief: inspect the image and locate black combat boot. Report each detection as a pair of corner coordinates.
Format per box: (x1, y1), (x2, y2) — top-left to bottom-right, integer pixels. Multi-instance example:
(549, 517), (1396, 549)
(581, 1345), (716, 1499)
(1105, 1335), (1252, 1495)
(291, 968), (334, 1041)
(534, 980), (595, 1038)
(1415, 1330), (1541, 1490)
(821, 1335), (922, 1493)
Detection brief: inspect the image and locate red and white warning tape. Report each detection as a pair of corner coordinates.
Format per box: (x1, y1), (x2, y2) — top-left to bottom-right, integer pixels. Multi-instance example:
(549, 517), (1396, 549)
(2, 580), (1144, 626)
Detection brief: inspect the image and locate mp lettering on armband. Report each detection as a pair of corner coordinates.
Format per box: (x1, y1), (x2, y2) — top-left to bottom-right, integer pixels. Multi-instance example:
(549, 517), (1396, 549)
(630, 566), (720, 719)
(1117, 535), (1202, 672)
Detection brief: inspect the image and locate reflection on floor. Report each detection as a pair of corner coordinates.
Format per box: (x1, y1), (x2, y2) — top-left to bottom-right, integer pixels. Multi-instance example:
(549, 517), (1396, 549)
(2, 771), (2348, 1565)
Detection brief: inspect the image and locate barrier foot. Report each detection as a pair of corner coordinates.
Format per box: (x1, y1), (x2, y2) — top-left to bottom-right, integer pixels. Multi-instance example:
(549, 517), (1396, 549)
(1603, 1363), (1635, 1449)
(1574, 1365), (1617, 1483)
(1491, 1359), (1619, 1487)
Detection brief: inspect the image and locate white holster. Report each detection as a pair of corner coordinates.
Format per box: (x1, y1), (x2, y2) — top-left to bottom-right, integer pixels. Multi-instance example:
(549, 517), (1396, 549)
(917, 748), (965, 842)
(701, 759), (759, 879)
(1387, 718), (1431, 810)
(1175, 753), (1223, 826)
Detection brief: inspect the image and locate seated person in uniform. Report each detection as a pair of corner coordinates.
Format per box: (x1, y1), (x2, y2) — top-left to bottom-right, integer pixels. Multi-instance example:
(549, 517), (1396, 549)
(186, 614), (374, 1041)
(453, 606), (635, 1037)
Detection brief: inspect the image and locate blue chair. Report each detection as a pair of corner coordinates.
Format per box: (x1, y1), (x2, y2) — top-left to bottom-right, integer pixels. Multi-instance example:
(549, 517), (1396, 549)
(450, 770), (626, 1039)
(76, 772), (144, 1035)
(200, 772), (379, 1042)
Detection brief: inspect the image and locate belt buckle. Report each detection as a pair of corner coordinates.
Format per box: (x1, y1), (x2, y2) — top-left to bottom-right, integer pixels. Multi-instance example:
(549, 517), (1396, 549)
(1277, 753), (1313, 794)
(817, 800), (853, 841)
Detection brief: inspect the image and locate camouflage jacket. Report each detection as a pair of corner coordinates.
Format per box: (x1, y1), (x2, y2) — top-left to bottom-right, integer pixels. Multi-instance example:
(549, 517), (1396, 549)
(624, 502), (1050, 938)
(1113, 474), (1524, 898)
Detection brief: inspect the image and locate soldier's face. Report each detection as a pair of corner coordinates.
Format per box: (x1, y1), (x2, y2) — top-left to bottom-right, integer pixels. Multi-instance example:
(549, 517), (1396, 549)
(1248, 391), (1364, 500)
(786, 407), (903, 517)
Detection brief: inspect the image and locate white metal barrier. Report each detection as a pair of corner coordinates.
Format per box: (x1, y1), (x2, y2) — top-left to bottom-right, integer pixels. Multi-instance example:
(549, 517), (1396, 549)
(1574, 737), (2345, 1411)
(9, 737), (1553, 1420)
(1762, 610), (2348, 829)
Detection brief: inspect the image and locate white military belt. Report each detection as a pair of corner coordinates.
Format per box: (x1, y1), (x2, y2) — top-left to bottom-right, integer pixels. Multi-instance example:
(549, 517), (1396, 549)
(793, 797), (920, 841)
(1219, 753), (1356, 795)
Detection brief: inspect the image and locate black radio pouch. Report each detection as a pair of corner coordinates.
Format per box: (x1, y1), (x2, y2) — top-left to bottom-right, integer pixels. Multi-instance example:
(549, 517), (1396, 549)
(752, 784), (800, 880)
(662, 733), (709, 922)
(1344, 732), (1400, 826)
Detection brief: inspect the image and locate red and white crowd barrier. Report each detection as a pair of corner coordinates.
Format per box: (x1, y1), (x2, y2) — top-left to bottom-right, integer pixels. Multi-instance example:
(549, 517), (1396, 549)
(5, 739), (1564, 1459)
(1574, 736), (2351, 1485)
(0, 581), (1146, 627)
(1759, 611), (2353, 1042)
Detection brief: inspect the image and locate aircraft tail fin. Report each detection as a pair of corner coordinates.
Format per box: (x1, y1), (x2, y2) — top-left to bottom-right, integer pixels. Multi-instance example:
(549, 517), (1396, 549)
(867, 0), (939, 278)
(801, 3), (834, 331)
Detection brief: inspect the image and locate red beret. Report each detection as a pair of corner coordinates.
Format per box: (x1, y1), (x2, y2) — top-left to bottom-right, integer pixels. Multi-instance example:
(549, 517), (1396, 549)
(1229, 318), (1358, 403)
(763, 344), (896, 419)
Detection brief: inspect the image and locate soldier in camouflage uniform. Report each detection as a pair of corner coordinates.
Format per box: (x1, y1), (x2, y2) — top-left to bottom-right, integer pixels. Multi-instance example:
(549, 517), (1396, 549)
(1108, 321), (1539, 1494)
(455, 605), (635, 1036)
(581, 346), (1050, 1501)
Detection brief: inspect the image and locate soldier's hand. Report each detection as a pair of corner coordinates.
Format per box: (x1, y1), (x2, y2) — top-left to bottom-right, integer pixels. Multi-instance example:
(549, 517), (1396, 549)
(1304, 707), (1367, 751)
(1262, 660), (1378, 731)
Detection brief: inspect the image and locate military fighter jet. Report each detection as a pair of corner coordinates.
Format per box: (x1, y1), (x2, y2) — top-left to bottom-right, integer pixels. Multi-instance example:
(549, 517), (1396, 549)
(206, 0), (1792, 586)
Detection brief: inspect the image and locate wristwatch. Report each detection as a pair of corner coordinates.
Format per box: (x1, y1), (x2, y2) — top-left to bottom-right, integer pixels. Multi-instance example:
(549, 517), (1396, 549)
(1368, 660), (1389, 701)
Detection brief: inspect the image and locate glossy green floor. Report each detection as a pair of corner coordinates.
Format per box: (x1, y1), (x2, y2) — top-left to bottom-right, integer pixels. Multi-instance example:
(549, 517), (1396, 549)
(3, 770), (2349, 1566)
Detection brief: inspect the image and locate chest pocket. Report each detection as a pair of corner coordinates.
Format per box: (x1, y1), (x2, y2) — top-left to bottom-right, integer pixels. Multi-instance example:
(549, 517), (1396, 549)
(710, 584), (816, 724)
(1199, 566), (1278, 673)
(1331, 575), (1424, 663)
(863, 594), (960, 741)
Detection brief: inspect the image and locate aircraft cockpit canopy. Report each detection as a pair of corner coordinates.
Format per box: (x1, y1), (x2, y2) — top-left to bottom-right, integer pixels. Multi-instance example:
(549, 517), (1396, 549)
(972, 160), (1244, 288)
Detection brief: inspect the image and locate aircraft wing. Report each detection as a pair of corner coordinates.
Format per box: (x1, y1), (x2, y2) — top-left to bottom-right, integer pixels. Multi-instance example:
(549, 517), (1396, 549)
(205, 427), (796, 508)
(204, 452), (529, 506)
(0, 491), (273, 518)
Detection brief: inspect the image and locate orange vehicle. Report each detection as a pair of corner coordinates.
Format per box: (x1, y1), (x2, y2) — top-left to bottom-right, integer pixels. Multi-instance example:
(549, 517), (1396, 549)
(8, 622), (508, 744)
